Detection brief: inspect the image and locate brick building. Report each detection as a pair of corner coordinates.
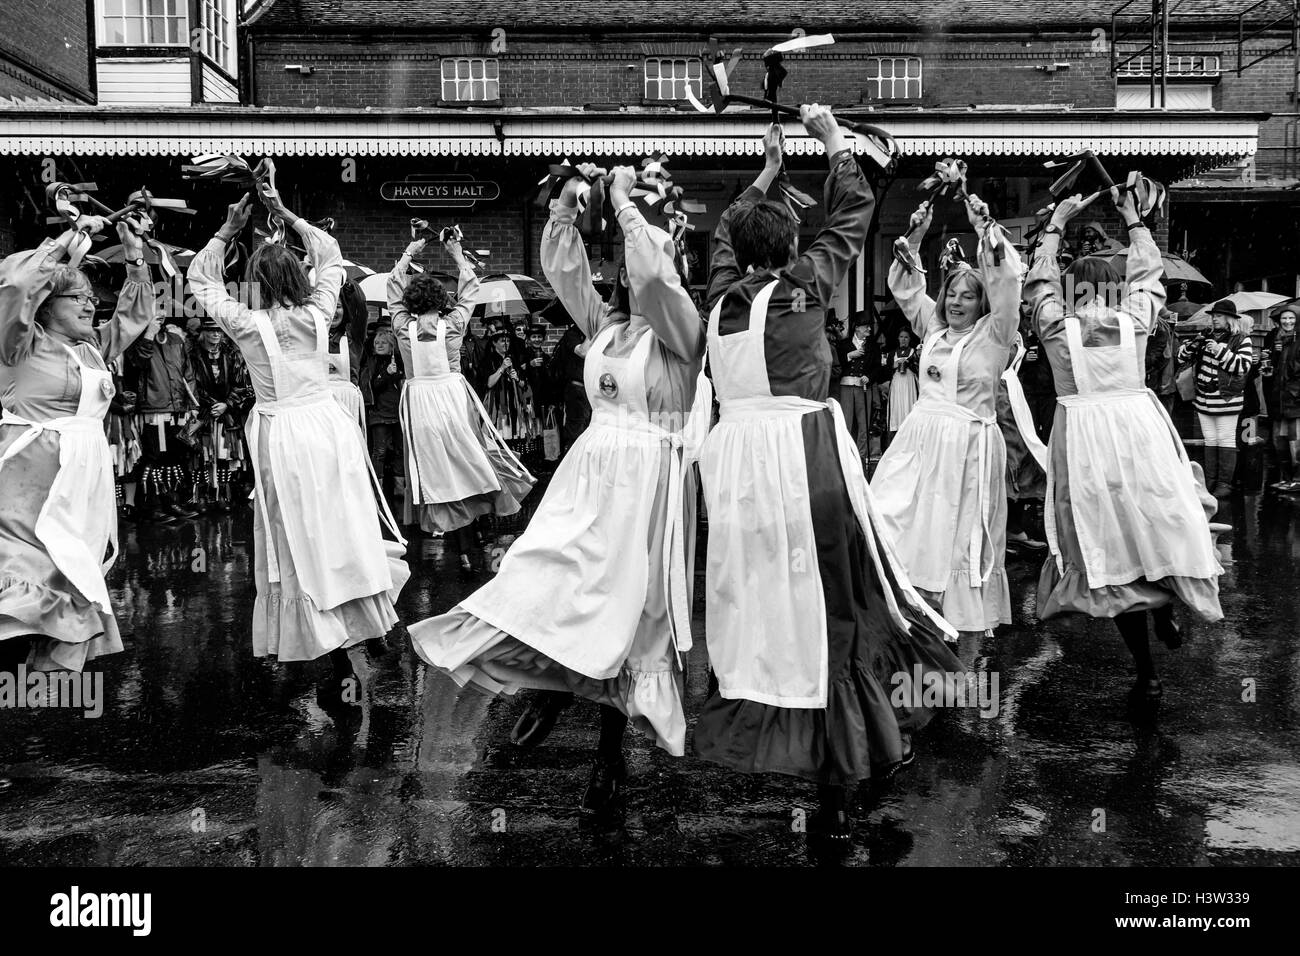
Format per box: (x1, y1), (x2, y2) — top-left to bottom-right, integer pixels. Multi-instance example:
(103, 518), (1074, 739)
(1, 0), (1295, 316)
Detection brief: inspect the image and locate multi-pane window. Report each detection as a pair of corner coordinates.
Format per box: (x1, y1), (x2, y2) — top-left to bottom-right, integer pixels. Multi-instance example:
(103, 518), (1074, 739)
(200, 0), (236, 74)
(98, 0), (188, 46)
(644, 57), (702, 101)
(1117, 53), (1221, 77)
(864, 56), (922, 100)
(441, 58), (500, 102)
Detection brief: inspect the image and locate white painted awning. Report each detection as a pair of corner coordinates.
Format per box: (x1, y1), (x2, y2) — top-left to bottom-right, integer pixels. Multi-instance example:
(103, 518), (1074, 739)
(0, 107), (1261, 161)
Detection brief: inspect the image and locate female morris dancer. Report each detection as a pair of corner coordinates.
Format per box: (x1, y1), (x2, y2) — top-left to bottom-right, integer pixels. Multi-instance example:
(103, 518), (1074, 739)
(694, 110), (960, 845)
(0, 215), (152, 672)
(874, 198), (1024, 633)
(187, 179), (408, 707)
(409, 163), (707, 817)
(326, 279), (368, 431)
(386, 229), (533, 572)
(1025, 188), (1222, 703)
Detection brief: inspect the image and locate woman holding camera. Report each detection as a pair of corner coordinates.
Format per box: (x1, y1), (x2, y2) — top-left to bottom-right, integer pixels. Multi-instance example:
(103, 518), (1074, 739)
(0, 214), (153, 672)
(1178, 300), (1254, 497)
(386, 226), (533, 571)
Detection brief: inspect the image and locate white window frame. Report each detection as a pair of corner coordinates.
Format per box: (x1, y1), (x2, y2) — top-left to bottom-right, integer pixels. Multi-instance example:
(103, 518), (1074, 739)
(441, 57), (500, 102)
(865, 56), (922, 101)
(644, 57), (703, 101)
(1116, 53), (1222, 78)
(200, 0), (237, 75)
(96, 0), (190, 48)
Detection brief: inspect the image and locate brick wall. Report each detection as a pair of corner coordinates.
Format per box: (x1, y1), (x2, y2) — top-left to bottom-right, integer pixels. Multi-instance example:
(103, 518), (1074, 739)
(0, 0), (91, 101)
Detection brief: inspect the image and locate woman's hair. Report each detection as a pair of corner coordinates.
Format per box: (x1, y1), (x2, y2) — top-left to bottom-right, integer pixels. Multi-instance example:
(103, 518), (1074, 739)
(403, 273), (450, 316)
(897, 326), (915, 348)
(246, 244), (311, 309)
(371, 327), (397, 352)
(729, 199), (798, 272)
(338, 278), (368, 333)
(35, 265), (89, 323)
(934, 267), (989, 324)
(1063, 255), (1121, 311)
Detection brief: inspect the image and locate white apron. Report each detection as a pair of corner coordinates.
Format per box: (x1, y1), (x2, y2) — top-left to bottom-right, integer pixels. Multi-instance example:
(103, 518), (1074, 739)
(1045, 311), (1220, 588)
(1002, 336), (1049, 471)
(703, 281), (952, 709)
(244, 308), (405, 610)
(457, 320), (703, 678)
(326, 334), (365, 431)
(0, 341), (117, 614)
(399, 320), (527, 506)
(872, 327), (1004, 594)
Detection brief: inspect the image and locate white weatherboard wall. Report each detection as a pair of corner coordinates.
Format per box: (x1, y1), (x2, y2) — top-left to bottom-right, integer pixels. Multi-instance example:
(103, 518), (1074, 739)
(96, 59), (191, 105)
(202, 63), (238, 103)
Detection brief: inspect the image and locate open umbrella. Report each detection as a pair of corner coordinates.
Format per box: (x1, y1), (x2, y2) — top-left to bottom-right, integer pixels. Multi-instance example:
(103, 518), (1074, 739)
(341, 259), (374, 282)
(1181, 291), (1296, 333)
(357, 264), (457, 306)
(97, 241), (197, 272)
(1107, 248), (1212, 286)
(471, 273), (555, 320)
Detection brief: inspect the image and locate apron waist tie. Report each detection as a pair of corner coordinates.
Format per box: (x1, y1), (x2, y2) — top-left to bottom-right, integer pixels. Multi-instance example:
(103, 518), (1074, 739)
(913, 397), (999, 588)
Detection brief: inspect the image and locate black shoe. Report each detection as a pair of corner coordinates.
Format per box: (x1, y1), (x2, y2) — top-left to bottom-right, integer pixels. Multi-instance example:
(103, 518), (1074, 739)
(166, 501), (199, 519)
(1128, 677), (1164, 703)
(1153, 616), (1183, 651)
(579, 753), (627, 818)
(510, 691), (572, 749)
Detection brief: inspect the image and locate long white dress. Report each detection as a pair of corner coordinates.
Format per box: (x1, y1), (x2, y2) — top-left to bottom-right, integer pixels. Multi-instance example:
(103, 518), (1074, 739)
(1025, 225), (1222, 621)
(0, 236), (151, 671)
(188, 221), (409, 661)
(387, 258), (533, 533)
(408, 200), (706, 755)
(875, 230), (1022, 632)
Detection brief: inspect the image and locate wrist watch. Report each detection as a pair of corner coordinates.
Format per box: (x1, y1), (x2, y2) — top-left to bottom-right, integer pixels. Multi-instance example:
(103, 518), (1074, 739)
(1044, 224), (1063, 237)
(129, 255), (146, 267)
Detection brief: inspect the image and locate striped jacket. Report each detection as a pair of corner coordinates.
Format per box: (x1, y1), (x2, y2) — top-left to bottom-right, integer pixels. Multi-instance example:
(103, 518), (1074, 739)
(1178, 333), (1254, 416)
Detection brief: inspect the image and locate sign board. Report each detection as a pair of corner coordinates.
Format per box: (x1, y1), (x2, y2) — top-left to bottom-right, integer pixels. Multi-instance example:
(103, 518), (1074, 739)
(380, 174), (500, 208)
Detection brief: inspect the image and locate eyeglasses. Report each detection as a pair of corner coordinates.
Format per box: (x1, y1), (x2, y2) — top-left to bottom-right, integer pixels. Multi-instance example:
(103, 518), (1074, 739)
(52, 293), (100, 307)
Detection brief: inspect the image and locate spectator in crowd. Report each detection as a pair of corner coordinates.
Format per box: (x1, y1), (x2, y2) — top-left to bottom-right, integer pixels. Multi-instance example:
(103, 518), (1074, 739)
(1262, 308), (1300, 491)
(836, 312), (879, 464)
(884, 325), (920, 452)
(1178, 299), (1255, 497)
(523, 321), (553, 425)
(549, 321), (591, 453)
(128, 309), (200, 521)
(362, 325), (404, 501)
(191, 317), (254, 512)
(1146, 306), (1179, 414)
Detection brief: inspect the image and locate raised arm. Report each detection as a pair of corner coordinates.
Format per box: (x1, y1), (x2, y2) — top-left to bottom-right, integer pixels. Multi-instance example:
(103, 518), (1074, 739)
(439, 238), (481, 337)
(785, 148), (874, 309)
(1024, 231), (1066, 342)
(707, 125), (785, 309)
(1116, 227), (1165, 333)
(971, 199), (1024, 351)
(188, 194), (256, 337)
(887, 201), (938, 339)
(97, 218), (155, 364)
(0, 229), (84, 366)
(615, 170), (704, 362)
(296, 221), (344, 322)
(386, 237), (422, 337)
(540, 171), (609, 340)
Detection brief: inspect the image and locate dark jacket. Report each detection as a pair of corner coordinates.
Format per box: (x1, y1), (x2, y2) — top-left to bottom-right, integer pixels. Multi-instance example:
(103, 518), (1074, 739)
(191, 343), (253, 426)
(835, 333), (879, 382)
(1264, 328), (1300, 420)
(362, 352), (404, 424)
(550, 325), (587, 389)
(128, 326), (196, 416)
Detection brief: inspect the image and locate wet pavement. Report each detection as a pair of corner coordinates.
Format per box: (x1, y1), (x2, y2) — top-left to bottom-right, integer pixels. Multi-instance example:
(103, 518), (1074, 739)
(1, 482), (1299, 867)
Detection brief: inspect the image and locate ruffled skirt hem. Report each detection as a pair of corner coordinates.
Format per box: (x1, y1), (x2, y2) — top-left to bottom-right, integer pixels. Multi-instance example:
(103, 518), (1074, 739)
(252, 588), (398, 662)
(409, 606), (686, 756)
(917, 567), (1013, 633)
(0, 574), (122, 672)
(1036, 560), (1223, 622)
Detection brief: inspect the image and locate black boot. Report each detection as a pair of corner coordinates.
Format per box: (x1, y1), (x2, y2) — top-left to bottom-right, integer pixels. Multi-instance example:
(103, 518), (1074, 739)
(580, 705), (629, 819)
(509, 690), (573, 749)
(1151, 603), (1182, 650)
(810, 784), (853, 848)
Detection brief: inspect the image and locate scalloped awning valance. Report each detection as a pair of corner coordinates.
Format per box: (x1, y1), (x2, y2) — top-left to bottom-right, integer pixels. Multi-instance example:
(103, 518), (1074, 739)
(0, 108), (1260, 160)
